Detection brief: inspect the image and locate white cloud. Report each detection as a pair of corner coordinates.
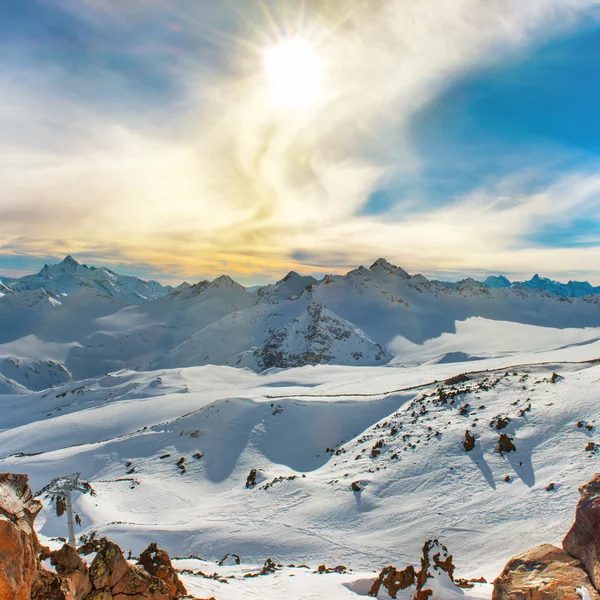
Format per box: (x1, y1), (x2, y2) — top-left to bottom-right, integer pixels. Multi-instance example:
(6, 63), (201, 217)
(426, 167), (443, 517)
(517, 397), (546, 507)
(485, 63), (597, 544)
(1, 0), (600, 280)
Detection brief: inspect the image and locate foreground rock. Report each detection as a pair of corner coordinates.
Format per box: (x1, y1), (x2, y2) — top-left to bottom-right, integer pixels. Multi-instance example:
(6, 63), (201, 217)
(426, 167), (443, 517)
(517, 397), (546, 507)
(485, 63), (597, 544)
(369, 539), (461, 599)
(0, 472), (189, 600)
(563, 473), (600, 590)
(492, 544), (600, 599)
(0, 473), (43, 600)
(493, 472), (600, 599)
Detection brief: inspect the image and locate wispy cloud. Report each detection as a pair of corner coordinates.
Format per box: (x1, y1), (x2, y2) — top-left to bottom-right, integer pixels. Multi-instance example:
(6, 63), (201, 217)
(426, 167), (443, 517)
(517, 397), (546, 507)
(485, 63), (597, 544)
(1, 0), (599, 282)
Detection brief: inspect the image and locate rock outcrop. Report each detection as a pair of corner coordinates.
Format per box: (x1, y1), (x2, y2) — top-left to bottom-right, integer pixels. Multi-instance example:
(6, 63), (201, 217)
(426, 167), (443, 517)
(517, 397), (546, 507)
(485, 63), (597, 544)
(0, 473), (43, 600)
(563, 473), (600, 590)
(492, 544), (599, 599)
(139, 542), (187, 597)
(369, 539), (460, 599)
(0, 473), (188, 600)
(494, 473), (600, 599)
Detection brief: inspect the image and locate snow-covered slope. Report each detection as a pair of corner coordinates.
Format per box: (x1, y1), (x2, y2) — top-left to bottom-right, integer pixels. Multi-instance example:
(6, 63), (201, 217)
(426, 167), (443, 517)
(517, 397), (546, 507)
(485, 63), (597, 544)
(155, 302), (390, 371)
(1, 255), (171, 304)
(0, 356), (71, 391)
(67, 275), (258, 378)
(3, 343), (600, 599)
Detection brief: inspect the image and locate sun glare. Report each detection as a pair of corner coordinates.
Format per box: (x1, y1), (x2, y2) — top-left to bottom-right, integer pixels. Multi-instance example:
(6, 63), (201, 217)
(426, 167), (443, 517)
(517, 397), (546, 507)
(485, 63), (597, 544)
(264, 38), (323, 109)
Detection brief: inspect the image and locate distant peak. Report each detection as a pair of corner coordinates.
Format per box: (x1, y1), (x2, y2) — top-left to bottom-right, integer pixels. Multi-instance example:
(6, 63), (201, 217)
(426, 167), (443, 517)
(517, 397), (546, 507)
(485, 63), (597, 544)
(61, 255), (79, 267)
(209, 275), (238, 289)
(281, 271), (301, 282)
(369, 258), (409, 278)
(484, 275), (511, 289)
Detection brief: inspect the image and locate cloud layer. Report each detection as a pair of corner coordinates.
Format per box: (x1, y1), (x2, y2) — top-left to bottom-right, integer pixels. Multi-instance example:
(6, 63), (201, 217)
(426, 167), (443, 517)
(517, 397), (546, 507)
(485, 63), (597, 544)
(1, 0), (600, 282)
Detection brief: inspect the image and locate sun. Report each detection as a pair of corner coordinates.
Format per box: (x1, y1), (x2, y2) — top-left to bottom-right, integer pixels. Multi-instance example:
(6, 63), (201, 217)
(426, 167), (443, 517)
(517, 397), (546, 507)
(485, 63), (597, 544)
(263, 38), (323, 109)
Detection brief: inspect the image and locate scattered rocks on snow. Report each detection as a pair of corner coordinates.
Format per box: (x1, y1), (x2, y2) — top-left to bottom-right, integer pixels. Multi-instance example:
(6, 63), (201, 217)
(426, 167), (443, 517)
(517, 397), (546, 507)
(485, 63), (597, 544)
(578, 421), (594, 431)
(246, 469), (258, 488)
(244, 558), (282, 578)
(490, 415), (510, 430)
(217, 552), (241, 566)
(315, 564), (349, 574)
(444, 373), (470, 385)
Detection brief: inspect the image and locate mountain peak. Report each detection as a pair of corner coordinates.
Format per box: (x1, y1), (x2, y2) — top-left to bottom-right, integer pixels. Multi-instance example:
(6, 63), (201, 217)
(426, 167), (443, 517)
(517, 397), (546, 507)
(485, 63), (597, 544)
(484, 275), (511, 289)
(61, 255), (80, 268)
(369, 258), (410, 278)
(281, 271), (301, 282)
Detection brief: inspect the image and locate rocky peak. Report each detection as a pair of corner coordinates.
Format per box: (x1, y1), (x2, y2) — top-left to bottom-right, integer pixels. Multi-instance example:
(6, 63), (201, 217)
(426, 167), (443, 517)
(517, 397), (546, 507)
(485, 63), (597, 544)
(484, 275), (511, 288)
(60, 255), (80, 269)
(369, 258), (410, 278)
(209, 274), (240, 290)
(281, 271), (301, 283)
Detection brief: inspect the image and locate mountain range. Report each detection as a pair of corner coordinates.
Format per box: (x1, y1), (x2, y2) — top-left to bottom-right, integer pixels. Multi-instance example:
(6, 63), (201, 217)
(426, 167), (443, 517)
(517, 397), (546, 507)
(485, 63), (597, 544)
(1, 255), (600, 390)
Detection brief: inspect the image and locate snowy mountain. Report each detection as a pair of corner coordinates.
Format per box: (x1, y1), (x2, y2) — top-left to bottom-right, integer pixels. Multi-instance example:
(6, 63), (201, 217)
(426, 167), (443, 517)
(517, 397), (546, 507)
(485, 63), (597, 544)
(516, 274), (600, 298)
(483, 275), (511, 288)
(437, 273), (600, 298)
(2, 256), (600, 383)
(0, 356), (71, 391)
(1, 255), (172, 304)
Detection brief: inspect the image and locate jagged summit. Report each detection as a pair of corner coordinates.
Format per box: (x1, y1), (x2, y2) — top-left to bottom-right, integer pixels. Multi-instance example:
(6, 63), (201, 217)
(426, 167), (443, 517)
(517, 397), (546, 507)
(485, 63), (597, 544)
(209, 274), (240, 289)
(369, 258), (410, 278)
(484, 275), (511, 288)
(61, 254), (79, 267)
(281, 270), (301, 282)
(2, 256), (172, 305)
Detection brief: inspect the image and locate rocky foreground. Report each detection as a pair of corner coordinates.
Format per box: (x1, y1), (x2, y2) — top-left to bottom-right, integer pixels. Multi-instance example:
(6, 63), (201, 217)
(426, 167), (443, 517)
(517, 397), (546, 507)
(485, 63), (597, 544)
(3, 472), (600, 599)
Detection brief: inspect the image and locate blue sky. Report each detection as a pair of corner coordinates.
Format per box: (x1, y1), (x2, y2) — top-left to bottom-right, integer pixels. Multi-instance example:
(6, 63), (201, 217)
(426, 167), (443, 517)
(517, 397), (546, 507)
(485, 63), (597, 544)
(1, 1), (600, 285)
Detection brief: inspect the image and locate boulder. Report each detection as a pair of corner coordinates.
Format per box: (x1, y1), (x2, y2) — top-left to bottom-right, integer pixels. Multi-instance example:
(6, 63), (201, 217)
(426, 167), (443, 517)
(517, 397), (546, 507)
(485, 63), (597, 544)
(415, 539), (458, 600)
(139, 542), (187, 597)
(498, 434), (517, 454)
(0, 473), (43, 600)
(492, 544), (599, 599)
(368, 565), (416, 598)
(463, 430), (476, 452)
(563, 473), (600, 590)
(31, 568), (74, 600)
(89, 540), (130, 590)
(49, 544), (93, 600)
(110, 564), (171, 600)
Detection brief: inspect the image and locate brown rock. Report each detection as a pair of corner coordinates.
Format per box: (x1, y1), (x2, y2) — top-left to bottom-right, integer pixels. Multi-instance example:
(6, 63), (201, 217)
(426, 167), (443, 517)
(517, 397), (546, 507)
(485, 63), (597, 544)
(415, 539), (456, 599)
(492, 544), (599, 599)
(89, 540), (129, 590)
(368, 565), (416, 598)
(563, 473), (600, 590)
(0, 473), (44, 600)
(49, 544), (93, 600)
(138, 542), (187, 597)
(82, 589), (112, 600)
(31, 568), (74, 600)
(111, 564), (170, 599)
(463, 430), (476, 452)
(498, 434), (517, 454)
